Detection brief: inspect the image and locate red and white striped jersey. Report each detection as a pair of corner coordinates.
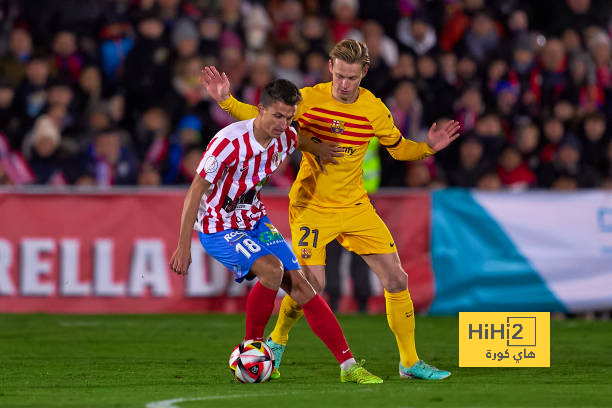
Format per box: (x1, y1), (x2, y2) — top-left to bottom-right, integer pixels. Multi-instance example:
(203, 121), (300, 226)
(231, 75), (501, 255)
(195, 118), (298, 233)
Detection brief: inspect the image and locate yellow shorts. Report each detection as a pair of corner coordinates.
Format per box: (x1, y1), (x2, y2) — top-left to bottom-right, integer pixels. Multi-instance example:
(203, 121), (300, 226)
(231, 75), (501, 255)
(289, 202), (396, 265)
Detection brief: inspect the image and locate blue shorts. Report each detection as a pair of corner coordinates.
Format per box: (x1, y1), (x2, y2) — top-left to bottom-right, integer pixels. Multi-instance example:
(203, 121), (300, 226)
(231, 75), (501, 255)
(198, 216), (300, 282)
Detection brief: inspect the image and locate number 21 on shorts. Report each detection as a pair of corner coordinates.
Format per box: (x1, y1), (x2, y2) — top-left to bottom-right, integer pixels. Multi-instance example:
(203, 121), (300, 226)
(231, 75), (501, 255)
(235, 239), (261, 258)
(298, 226), (319, 248)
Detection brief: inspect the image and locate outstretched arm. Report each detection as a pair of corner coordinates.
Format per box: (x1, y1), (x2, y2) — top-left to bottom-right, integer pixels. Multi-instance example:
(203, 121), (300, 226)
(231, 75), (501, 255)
(169, 175), (211, 275)
(384, 120), (461, 161)
(201, 66), (258, 120)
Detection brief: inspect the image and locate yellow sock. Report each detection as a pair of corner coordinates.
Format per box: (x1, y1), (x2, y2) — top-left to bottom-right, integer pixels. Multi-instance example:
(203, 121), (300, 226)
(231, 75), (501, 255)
(269, 295), (303, 345)
(385, 289), (419, 367)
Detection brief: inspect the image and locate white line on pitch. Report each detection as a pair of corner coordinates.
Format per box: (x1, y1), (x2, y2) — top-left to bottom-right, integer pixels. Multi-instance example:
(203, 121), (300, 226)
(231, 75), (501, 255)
(146, 388), (373, 408)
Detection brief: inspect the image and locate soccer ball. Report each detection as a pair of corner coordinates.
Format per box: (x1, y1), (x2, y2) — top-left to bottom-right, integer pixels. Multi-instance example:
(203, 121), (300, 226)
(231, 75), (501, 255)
(229, 339), (275, 383)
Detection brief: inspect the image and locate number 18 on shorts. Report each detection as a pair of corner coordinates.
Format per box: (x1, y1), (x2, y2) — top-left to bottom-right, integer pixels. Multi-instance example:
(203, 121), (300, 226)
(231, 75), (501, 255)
(198, 216), (300, 283)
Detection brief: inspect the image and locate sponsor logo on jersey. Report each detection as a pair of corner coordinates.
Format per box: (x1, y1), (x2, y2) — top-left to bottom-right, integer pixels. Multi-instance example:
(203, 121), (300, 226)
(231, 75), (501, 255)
(331, 120), (345, 134)
(256, 177), (268, 187)
(264, 223), (280, 234)
(301, 248), (312, 259)
(342, 146), (356, 155)
(203, 156), (219, 173)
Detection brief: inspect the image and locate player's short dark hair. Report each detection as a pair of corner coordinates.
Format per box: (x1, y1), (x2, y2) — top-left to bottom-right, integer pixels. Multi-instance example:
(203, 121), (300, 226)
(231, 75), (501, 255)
(259, 79), (302, 108)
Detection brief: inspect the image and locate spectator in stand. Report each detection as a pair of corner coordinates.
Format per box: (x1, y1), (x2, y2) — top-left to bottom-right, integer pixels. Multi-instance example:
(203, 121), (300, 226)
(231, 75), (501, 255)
(274, 45), (304, 89)
(515, 121), (541, 171)
(162, 114), (203, 185)
(463, 9), (500, 63)
(198, 12), (222, 59)
(448, 136), (490, 187)
(135, 106), (171, 164)
(391, 53), (417, 83)
(0, 25), (33, 86)
(172, 143), (203, 185)
(535, 38), (569, 111)
(242, 55), (274, 105)
(294, 15), (329, 58)
(477, 172), (502, 190)
(328, 0), (361, 43)
(77, 65), (103, 116)
(51, 30), (84, 84)
(537, 135), (601, 188)
(497, 144), (536, 189)
(79, 127), (139, 186)
(381, 80), (423, 187)
(13, 52), (52, 135)
(171, 18), (200, 60)
(123, 10), (171, 118)
(360, 20), (394, 98)
(138, 162), (161, 186)
(396, 11), (437, 56)
(168, 54), (208, 116)
(405, 160), (436, 188)
(456, 54), (478, 90)
(580, 112), (609, 173)
(564, 51), (602, 114)
(24, 114), (68, 185)
(99, 15), (134, 85)
(454, 86), (484, 133)
(0, 78), (18, 147)
(540, 116), (566, 164)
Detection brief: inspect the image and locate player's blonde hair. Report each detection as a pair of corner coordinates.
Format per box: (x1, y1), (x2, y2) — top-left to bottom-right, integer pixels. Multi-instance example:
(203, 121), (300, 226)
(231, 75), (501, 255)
(329, 39), (370, 68)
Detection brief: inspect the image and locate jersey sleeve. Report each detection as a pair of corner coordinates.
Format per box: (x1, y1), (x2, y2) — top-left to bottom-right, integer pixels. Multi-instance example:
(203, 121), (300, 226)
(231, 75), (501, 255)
(218, 95), (259, 121)
(372, 100), (403, 147)
(196, 136), (237, 184)
(372, 99), (435, 161)
(285, 126), (299, 154)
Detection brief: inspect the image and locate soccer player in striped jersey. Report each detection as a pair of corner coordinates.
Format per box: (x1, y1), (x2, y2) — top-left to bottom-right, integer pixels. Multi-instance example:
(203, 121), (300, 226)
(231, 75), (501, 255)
(201, 39), (460, 381)
(169, 79), (382, 384)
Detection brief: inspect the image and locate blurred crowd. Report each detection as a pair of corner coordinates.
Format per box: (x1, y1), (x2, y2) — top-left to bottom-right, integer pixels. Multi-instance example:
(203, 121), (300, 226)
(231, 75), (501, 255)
(1, 0), (612, 190)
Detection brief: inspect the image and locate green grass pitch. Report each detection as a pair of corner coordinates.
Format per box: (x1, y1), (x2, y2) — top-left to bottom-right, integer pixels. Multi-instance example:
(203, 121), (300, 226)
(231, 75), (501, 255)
(0, 314), (610, 408)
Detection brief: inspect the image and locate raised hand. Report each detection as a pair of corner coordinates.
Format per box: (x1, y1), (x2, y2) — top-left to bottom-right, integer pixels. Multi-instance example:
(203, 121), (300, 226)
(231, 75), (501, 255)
(426, 120), (461, 152)
(200, 66), (230, 102)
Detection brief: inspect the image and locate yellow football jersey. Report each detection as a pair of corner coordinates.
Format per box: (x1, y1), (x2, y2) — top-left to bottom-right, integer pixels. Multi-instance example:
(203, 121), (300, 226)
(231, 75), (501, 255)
(219, 81), (434, 208)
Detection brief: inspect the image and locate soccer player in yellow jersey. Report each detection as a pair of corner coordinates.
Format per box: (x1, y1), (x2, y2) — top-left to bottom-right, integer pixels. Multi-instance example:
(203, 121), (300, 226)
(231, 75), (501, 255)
(201, 39), (460, 380)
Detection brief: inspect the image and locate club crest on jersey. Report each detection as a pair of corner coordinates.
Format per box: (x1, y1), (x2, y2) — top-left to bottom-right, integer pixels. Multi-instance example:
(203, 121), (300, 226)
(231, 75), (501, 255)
(272, 151), (282, 167)
(301, 248), (312, 259)
(331, 120), (345, 134)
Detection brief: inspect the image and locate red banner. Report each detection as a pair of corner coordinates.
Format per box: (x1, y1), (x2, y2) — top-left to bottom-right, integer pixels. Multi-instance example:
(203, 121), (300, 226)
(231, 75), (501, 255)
(0, 190), (432, 313)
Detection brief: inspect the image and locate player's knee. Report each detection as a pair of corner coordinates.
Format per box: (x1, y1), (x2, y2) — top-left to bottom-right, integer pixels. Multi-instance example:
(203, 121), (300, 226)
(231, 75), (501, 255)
(383, 269), (408, 292)
(306, 273), (325, 293)
(255, 256), (284, 289)
(290, 277), (316, 305)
